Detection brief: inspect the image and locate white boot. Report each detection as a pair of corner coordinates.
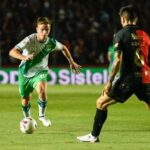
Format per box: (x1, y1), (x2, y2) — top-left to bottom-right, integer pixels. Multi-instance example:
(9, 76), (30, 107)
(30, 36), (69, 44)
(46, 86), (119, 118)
(77, 133), (99, 142)
(39, 116), (51, 127)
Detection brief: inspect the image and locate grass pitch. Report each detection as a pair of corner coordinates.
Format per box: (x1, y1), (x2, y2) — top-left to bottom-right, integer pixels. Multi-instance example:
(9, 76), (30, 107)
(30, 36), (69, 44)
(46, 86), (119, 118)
(0, 84), (150, 150)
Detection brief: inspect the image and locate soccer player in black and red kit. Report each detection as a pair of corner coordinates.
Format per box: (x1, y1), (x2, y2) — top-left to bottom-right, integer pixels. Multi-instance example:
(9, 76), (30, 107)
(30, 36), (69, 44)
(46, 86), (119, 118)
(77, 5), (150, 142)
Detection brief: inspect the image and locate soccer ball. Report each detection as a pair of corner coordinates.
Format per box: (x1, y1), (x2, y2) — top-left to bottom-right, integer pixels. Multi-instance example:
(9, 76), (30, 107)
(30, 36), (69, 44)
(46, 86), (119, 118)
(20, 117), (37, 134)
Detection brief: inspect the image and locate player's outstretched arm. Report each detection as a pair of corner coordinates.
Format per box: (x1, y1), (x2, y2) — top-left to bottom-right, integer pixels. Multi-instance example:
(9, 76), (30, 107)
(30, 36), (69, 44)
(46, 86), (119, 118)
(9, 47), (34, 61)
(61, 45), (82, 74)
(103, 51), (121, 95)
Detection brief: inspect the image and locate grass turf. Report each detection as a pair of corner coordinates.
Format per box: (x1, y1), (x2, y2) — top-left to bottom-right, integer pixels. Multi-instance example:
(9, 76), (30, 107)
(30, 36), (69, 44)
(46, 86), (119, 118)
(0, 84), (150, 150)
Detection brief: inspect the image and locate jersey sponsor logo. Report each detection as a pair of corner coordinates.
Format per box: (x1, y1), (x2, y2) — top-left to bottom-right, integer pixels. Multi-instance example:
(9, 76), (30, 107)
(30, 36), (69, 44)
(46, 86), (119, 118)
(39, 74), (47, 79)
(0, 68), (109, 85)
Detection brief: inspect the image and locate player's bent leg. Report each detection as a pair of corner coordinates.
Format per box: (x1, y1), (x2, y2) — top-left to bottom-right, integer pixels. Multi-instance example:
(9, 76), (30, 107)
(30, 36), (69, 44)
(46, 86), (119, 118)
(77, 93), (117, 143)
(144, 102), (150, 110)
(36, 81), (47, 100)
(21, 97), (31, 118)
(35, 81), (51, 127)
(91, 94), (116, 138)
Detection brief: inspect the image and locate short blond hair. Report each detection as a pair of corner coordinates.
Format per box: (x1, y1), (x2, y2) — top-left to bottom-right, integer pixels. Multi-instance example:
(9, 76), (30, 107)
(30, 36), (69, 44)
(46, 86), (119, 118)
(35, 17), (51, 27)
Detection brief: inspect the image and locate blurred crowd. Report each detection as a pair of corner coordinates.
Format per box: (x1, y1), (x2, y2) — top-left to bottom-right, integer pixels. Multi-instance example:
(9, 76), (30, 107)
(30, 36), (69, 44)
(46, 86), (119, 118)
(0, 0), (150, 67)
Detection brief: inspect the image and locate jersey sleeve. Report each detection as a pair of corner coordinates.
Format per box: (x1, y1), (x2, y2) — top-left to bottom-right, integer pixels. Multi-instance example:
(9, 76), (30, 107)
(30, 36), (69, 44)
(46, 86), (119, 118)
(113, 32), (123, 53)
(53, 40), (64, 51)
(15, 36), (30, 51)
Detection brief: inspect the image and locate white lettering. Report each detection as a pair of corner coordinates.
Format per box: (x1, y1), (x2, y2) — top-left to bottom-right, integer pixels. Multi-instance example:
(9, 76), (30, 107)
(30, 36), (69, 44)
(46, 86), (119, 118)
(0, 68), (109, 85)
(76, 73), (85, 85)
(92, 73), (102, 84)
(103, 70), (108, 84)
(10, 71), (18, 84)
(48, 70), (57, 85)
(59, 69), (70, 85)
(70, 72), (76, 84)
(86, 70), (92, 84)
(0, 71), (9, 84)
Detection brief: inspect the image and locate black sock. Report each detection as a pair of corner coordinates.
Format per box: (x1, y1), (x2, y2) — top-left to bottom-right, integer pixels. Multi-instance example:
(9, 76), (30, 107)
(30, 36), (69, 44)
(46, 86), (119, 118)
(91, 109), (107, 137)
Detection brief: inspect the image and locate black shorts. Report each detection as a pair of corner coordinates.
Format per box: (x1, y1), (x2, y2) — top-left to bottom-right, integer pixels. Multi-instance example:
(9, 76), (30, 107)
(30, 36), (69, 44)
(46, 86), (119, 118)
(108, 75), (150, 103)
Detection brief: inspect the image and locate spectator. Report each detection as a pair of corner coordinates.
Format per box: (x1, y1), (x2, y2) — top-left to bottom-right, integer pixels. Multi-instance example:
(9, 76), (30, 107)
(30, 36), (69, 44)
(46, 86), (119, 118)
(0, 0), (150, 67)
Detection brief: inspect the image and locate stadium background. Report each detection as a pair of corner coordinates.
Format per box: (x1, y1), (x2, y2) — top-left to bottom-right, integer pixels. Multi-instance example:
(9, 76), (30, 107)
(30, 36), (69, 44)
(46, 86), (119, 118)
(1, 1), (150, 150)
(0, 0), (150, 84)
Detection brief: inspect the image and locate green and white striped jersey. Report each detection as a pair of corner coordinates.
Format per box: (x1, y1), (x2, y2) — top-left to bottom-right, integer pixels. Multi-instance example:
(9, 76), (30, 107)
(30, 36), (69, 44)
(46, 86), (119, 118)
(15, 33), (63, 77)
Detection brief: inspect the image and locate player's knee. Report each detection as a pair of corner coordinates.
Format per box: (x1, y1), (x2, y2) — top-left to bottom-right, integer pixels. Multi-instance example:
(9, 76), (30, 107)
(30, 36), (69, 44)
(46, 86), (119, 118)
(22, 98), (30, 106)
(145, 102), (150, 110)
(96, 99), (105, 110)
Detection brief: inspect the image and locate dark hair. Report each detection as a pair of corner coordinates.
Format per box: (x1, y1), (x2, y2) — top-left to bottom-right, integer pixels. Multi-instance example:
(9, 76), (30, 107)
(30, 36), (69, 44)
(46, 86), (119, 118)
(119, 5), (138, 22)
(35, 17), (52, 27)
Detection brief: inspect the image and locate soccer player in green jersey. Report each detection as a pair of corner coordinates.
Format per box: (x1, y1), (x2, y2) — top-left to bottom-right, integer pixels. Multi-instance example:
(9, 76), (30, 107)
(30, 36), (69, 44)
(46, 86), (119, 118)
(107, 44), (115, 74)
(9, 17), (81, 127)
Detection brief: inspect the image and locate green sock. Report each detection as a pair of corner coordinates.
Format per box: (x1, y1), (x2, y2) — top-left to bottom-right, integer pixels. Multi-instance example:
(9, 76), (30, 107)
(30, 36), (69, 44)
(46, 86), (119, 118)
(22, 103), (31, 117)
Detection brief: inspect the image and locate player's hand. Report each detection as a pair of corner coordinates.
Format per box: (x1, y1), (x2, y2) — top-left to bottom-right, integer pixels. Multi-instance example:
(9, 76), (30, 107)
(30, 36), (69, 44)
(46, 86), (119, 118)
(102, 82), (112, 95)
(70, 62), (82, 74)
(24, 53), (34, 61)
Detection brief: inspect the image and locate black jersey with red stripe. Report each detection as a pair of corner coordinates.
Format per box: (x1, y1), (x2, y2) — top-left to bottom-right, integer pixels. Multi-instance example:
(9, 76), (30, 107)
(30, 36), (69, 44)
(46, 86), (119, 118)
(113, 25), (150, 83)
